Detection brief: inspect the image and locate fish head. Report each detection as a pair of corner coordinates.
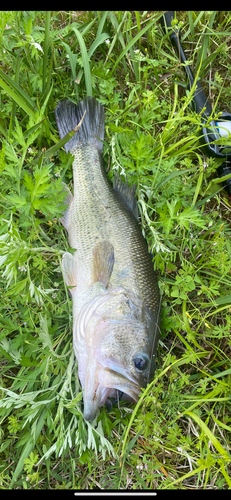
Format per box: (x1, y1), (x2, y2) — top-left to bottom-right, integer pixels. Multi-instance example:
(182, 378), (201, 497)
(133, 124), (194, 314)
(74, 286), (158, 421)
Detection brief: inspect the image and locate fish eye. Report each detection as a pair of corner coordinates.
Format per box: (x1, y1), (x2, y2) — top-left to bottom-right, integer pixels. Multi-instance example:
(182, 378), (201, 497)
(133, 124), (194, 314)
(133, 353), (149, 372)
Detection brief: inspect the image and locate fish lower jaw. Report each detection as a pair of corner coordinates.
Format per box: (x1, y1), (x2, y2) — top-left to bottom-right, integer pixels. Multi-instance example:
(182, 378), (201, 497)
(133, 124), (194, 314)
(83, 382), (140, 421)
(98, 383), (140, 408)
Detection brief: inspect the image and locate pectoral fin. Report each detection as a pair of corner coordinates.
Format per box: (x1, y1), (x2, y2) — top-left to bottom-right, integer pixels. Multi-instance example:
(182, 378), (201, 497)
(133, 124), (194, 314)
(92, 240), (114, 287)
(62, 251), (77, 293)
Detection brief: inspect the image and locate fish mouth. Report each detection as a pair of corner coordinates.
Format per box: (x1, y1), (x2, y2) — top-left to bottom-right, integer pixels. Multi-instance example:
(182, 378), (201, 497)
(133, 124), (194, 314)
(98, 367), (140, 402)
(83, 358), (140, 422)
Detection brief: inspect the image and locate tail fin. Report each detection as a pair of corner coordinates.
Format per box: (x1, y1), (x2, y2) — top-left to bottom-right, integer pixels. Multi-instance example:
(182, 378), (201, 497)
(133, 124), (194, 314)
(55, 97), (104, 153)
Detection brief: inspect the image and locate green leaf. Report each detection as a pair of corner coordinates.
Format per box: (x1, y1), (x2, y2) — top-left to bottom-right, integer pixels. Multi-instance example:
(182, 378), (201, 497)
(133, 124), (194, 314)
(177, 207), (207, 230)
(10, 409), (46, 487)
(12, 116), (27, 149)
(19, 353), (37, 367)
(6, 193), (28, 209)
(38, 315), (53, 351)
(5, 279), (28, 297)
(24, 451), (39, 473)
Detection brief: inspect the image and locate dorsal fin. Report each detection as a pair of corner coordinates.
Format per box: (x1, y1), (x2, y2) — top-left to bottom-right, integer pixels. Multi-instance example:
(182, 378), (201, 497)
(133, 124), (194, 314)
(113, 171), (139, 222)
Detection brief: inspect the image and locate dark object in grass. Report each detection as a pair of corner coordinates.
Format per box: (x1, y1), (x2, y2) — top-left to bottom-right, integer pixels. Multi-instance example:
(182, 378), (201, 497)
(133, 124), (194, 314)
(162, 11), (231, 163)
(217, 162), (231, 197)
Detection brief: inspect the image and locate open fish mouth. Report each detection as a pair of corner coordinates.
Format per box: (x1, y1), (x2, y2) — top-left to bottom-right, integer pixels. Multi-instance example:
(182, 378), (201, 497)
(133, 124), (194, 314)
(98, 366), (141, 402)
(83, 364), (141, 422)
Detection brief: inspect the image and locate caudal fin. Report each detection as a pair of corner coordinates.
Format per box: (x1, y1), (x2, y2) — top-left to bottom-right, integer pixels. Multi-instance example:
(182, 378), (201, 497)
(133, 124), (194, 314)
(55, 96), (104, 153)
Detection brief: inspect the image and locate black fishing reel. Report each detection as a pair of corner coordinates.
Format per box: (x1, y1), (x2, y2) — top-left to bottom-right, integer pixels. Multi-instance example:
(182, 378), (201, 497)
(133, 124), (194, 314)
(217, 161), (231, 197)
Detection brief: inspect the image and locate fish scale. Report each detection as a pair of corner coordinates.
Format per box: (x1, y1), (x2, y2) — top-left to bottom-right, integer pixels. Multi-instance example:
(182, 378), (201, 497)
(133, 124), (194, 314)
(55, 96), (160, 421)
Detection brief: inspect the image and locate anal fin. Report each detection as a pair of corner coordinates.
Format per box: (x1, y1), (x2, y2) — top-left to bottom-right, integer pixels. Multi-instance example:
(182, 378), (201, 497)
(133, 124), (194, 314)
(92, 241), (114, 287)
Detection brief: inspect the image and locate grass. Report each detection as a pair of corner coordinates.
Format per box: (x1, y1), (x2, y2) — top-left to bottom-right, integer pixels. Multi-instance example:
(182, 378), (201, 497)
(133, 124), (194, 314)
(0, 10), (231, 489)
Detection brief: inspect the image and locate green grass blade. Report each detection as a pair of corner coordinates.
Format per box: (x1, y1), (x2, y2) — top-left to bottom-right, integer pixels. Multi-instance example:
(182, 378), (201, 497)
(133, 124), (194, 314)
(40, 82), (53, 118)
(80, 17), (97, 37)
(8, 49), (21, 139)
(196, 11), (217, 70)
(88, 32), (110, 58)
(213, 294), (231, 306)
(0, 122), (8, 139)
(71, 17), (97, 50)
(220, 463), (231, 488)
(42, 132), (75, 159)
(71, 26), (92, 96)
(0, 77), (35, 117)
(61, 41), (78, 81)
(153, 166), (198, 193)
(194, 187), (224, 208)
(42, 11), (51, 94)
(96, 10), (108, 37)
(0, 68), (36, 111)
(181, 11), (205, 42)
(165, 465), (208, 488)
(212, 414), (231, 433)
(105, 11), (127, 67)
(185, 411), (231, 460)
(134, 11), (141, 50)
(61, 41), (79, 98)
(192, 156), (204, 206)
(111, 17), (157, 74)
(40, 46), (54, 108)
(187, 11), (195, 41)
(126, 31), (139, 83)
(76, 33), (110, 84)
(23, 117), (47, 140)
(10, 438), (35, 487)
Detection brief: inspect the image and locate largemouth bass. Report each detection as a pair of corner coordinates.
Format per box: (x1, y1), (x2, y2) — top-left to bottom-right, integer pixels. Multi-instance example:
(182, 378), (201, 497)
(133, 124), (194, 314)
(55, 97), (160, 421)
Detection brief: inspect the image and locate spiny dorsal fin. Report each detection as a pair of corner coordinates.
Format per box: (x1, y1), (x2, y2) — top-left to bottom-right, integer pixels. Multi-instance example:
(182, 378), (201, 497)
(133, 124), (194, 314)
(113, 171), (139, 222)
(92, 240), (114, 287)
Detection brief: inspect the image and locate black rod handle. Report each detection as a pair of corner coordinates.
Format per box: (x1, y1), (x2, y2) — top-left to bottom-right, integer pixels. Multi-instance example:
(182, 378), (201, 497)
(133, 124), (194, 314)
(162, 11), (213, 117)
